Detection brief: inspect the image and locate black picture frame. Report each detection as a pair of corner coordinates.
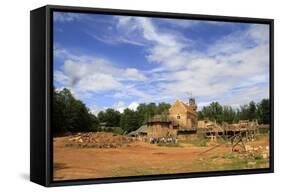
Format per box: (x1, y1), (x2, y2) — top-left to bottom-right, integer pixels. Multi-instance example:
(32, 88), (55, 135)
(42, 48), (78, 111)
(30, 5), (274, 187)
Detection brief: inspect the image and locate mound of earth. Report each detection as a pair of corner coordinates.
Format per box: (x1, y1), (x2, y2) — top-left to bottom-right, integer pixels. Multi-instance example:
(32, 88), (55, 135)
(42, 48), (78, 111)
(65, 132), (134, 148)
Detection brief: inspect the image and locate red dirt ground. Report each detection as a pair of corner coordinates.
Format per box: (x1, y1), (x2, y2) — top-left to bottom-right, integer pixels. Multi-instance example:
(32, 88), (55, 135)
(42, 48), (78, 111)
(53, 134), (269, 181)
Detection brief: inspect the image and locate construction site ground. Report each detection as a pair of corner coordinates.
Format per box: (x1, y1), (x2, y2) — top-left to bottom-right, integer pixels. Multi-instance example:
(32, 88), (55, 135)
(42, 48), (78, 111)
(53, 132), (269, 181)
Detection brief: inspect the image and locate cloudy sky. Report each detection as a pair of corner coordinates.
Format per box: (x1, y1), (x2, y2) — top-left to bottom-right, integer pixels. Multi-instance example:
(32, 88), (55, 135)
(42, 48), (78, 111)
(53, 11), (270, 114)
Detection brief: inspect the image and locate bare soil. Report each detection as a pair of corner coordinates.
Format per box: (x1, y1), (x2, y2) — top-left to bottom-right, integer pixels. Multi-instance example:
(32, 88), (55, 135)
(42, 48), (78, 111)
(53, 133), (270, 181)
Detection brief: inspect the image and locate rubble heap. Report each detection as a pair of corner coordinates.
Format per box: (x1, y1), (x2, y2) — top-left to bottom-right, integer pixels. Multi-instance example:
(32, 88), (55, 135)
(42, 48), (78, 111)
(65, 132), (134, 148)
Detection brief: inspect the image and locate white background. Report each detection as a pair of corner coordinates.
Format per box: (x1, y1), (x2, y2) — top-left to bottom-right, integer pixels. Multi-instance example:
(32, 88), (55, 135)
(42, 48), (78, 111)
(0, 0), (279, 191)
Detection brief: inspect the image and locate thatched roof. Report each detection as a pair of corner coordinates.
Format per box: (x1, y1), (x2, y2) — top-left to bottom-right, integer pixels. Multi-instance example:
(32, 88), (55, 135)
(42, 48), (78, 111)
(128, 125), (148, 136)
(147, 114), (172, 123)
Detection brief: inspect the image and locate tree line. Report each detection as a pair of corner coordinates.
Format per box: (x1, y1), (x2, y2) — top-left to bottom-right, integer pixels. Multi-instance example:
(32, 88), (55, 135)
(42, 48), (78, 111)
(53, 88), (170, 134)
(53, 88), (99, 134)
(197, 99), (270, 125)
(53, 88), (270, 135)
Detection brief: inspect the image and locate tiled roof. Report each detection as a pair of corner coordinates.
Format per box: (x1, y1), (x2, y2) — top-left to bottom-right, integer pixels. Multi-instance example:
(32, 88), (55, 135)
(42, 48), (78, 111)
(180, 101), (197, 116)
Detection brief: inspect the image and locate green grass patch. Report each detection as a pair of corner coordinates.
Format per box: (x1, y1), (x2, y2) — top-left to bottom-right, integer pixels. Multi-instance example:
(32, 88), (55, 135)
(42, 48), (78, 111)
(111, 166), (160, 177)
(221, 152), (236, 159)
(180, 137), (208, 147)
(112, 127), (125, 135)
(203, 152), (269, 171)
(255, 133), (269, 141)
(216, 137), (228, 144)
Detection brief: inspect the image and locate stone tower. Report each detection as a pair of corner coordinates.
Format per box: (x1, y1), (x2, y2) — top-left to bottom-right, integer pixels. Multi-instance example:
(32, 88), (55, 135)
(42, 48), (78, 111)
(188, 97), (197, 111)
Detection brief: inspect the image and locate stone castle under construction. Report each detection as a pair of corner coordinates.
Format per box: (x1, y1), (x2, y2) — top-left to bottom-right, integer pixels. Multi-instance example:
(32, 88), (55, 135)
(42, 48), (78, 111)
(129, 97), (263, 141)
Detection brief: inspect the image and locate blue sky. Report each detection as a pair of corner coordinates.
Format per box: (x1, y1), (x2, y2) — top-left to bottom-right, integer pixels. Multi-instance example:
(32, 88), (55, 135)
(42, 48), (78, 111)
(53, 11), (270, 114)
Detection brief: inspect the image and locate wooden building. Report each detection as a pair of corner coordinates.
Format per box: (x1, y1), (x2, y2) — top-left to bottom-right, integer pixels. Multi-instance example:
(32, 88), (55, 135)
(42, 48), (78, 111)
(147, 114), (177, 139)
(146, 97), (198, 139)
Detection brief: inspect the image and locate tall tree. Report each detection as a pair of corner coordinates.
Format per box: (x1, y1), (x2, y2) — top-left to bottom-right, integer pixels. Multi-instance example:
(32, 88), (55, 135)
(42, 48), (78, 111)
(53, 88), (99, 134)
(257, 99), (270, 124)
(222, 106), (236, 123)
(238, 104), (249, 120)
(156, 102), (171, 114)
(53, 88), (67, 133)
(136, 103), (148, 126)
(120, 108), (139, 133)
(200, 102), (223, 123)
(97, 111), (106, 123)
(103, 108), (121, 127)
(248, 101), (257, 120)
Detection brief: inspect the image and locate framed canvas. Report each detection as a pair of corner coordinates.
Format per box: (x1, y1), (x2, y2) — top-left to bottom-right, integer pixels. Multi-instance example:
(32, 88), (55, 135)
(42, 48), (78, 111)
(30, 5), (274, 187)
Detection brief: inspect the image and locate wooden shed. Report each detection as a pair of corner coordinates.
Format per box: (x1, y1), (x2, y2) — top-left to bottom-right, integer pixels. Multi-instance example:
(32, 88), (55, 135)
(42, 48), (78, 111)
(147, 115), (178, 139)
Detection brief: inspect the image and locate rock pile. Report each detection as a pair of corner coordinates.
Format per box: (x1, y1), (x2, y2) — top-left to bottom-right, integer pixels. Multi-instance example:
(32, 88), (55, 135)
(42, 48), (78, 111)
(244, 144), (270, 159)
(65, 132), (134, 148)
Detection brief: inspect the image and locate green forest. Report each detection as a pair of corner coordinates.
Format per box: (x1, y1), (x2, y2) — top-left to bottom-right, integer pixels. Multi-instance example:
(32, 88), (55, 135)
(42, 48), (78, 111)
(53, 88), (270, 135)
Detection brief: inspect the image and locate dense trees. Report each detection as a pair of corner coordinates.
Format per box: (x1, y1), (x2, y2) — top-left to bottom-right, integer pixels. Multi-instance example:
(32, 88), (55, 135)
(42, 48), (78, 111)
(198, 102), (223, 123)
(120, 108), (139, 133)
(53, 88), (99, 134)
(53, 88), (171, 134)
(100, 109), (121, 127)
(54, 88), (270, 134)
(97, 102), (171, 133)
(256, 99), (270, 124)
(198, 99), (270, 124)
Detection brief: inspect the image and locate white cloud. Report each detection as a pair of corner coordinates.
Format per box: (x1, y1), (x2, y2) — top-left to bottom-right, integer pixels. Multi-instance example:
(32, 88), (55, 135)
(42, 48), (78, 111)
(56, 51), (147, 83)
(160, 18), (201, 28)
(124, 68), (146, 81)
(90, 33), (146, 46)
(54, 70), (71, 85)
(221, 86), (269, 108)
(54, 48), (148, 100)
(54, 12), (81, 22)
(112, 101), (139, 113)
(159, 18), (233, 29)
(208, 24), (269, 56)
(77, 74), (123, 92)
(89, 104), (106, 115)
(112, 101), (127, 113)
(114, 17), (270, 107)
(116, 16), (193, 70)
(246, 24), (269, 44)
(155, 43), (269, 104)
(92, 101), (140, 114)
(128, 102), (139, 111)
(55, 16), (270, 109)
(84, 16), (147, 47)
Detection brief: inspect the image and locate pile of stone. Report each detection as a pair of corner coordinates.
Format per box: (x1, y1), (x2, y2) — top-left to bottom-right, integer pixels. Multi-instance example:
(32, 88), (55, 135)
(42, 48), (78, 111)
(245, 144), (270, 159)
(65, 132), (134, 148)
